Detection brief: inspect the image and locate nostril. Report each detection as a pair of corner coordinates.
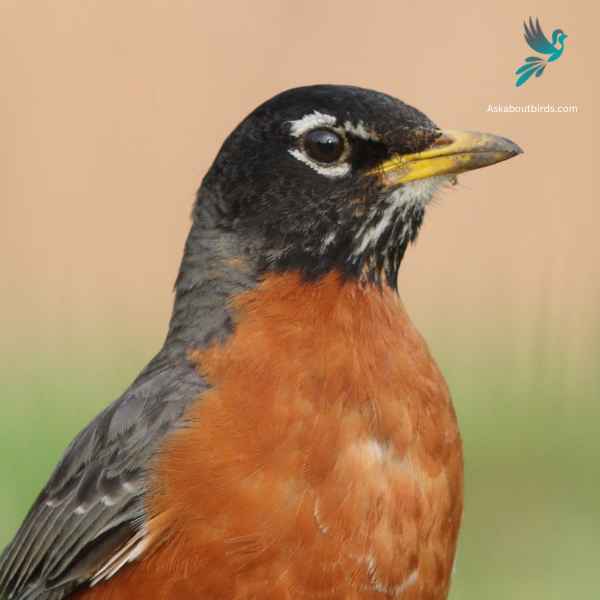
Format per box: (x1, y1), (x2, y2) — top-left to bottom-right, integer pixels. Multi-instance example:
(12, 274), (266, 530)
(431, 132), (454, 148)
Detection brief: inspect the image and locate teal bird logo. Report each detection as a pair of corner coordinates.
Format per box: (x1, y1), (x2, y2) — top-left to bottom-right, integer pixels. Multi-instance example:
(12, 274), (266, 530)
(515, 17), (568, 87)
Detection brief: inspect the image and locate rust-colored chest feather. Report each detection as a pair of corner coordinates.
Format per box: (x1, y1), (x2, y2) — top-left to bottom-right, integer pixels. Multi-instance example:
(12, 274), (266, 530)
(81, 272), (463, 600)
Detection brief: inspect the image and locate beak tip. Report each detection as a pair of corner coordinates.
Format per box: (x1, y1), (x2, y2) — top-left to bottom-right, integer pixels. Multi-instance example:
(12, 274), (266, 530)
(500, 136), (524, 157)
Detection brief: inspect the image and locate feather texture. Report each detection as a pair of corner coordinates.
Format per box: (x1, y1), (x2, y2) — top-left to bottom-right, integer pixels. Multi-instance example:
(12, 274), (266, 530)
(0, 356), (207, 599)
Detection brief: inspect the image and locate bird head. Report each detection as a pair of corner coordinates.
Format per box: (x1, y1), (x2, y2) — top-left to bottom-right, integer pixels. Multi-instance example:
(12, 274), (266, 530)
(552, 29), (568, 46)
(198, 85), (521, 289)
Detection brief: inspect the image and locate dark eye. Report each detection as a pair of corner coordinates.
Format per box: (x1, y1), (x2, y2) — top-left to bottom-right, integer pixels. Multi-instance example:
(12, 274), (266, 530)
(304, 128), (345, 163)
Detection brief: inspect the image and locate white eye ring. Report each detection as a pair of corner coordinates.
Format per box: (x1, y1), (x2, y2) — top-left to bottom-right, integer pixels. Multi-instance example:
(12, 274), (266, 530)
(288, 146), (351, 178)
(288, 110), (336, 138)
(287, 113), (351, 178)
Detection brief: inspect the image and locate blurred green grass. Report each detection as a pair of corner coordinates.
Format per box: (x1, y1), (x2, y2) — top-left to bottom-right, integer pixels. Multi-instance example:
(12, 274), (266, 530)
(0, 333), (598, 599)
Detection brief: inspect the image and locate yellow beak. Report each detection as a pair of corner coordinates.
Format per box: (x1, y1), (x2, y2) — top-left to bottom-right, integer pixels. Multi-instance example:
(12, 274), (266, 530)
(373, 129), (523, 187)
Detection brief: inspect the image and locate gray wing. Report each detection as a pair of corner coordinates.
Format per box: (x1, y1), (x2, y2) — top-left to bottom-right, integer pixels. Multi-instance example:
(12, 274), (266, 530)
(0, 353), (207, 600)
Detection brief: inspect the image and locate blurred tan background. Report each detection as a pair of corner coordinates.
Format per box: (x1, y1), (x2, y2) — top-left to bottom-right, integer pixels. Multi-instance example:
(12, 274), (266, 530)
(0, 1), (597, 599)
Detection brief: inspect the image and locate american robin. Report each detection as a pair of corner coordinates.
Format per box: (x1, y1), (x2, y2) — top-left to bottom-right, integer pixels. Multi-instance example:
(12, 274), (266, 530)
(0, 85), (521, 600)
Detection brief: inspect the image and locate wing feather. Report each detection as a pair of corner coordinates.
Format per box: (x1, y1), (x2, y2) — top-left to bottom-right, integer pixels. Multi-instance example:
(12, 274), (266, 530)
(0, 354), (207, 600)
(523, 17), (555, 55)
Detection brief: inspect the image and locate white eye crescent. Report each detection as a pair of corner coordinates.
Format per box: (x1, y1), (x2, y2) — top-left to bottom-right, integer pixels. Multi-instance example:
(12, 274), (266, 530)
(287, 112), (350, 178)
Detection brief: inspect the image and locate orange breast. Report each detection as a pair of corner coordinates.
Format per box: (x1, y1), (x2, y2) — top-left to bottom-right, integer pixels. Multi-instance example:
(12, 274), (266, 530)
(78, 272), (463, 600)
